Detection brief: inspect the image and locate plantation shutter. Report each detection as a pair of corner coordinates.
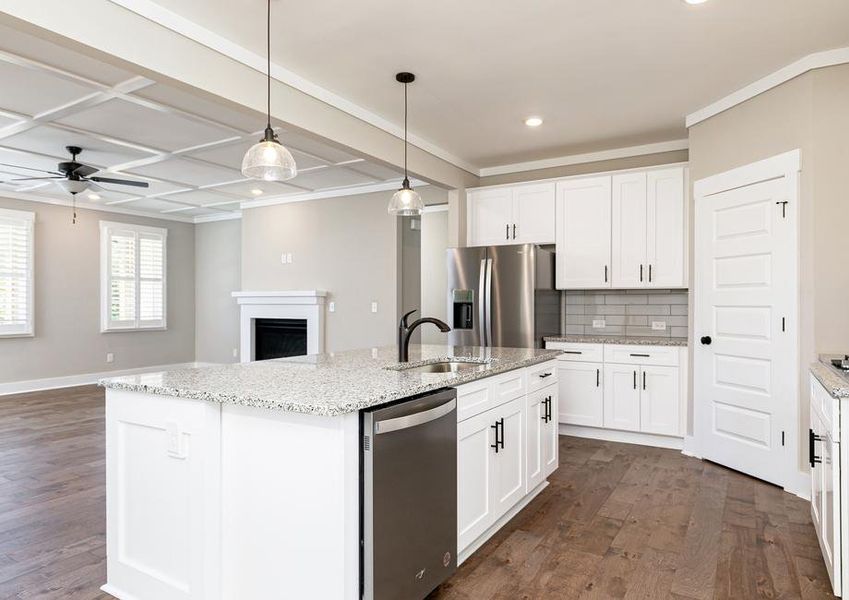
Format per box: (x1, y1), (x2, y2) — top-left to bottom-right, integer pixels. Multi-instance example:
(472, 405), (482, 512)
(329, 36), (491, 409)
(100, 221), (167, 331)
(0, 209), (34, 336)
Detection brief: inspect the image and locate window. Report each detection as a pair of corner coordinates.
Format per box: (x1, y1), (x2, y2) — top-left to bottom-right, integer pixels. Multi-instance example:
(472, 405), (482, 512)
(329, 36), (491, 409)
(100, 221), (167, 331)
(0, 208), (34, 337)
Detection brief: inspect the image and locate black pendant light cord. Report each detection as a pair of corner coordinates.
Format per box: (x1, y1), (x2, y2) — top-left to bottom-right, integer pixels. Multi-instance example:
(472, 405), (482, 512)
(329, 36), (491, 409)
(266, 0), (271, 130)
(403, 81), (409, 184)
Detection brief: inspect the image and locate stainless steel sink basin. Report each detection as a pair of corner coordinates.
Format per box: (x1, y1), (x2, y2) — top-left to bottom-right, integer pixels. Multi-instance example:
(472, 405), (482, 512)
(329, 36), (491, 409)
(399, 360), (491, 374)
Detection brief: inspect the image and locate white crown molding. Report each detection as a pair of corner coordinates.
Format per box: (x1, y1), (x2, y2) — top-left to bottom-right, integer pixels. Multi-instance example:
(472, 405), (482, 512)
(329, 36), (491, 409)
(239, 179), (427, 210)
(422, 203), (449, 214)
(193, 210), (242, 224)
(478, 139), (689, 178)
(0, 190), (198, 223)
(105, 0), (479, 175)
(686, 46), (849, 128)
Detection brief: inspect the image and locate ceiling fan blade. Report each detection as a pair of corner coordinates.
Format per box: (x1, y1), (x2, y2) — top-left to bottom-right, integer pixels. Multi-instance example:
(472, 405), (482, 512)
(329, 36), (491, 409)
(5, 176), (64, 181)
(89, 176), (149, 189)
(71, 164), (98, 178)
(0, 162), (62, 175)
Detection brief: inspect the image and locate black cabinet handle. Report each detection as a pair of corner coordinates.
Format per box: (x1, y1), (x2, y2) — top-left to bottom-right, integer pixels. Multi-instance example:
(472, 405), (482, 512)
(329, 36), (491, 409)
(630, 353), (650, 358)
(541, 396), (551, 423)
(564, 350), (582, 355)
(498, 418), (505, 449)
(643, 371), (646, 390)
(633, 370), (637, 390)
(512, 224), (516, 239)
(505, 224), (509, 240)
(640, 264), (643, 282)
(491, 421), (500, 453)
(649, 264), (652, 282)
(700, 336), (712, 345)
(539, 372), (552, 378)
(604, 265), (608, 283)
(596, 368), (600, 387)
(809, 428), (822, 467)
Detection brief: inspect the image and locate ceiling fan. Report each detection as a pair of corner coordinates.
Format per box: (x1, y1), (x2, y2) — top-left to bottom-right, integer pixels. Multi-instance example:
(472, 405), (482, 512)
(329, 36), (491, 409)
(0, 146), (150, 223)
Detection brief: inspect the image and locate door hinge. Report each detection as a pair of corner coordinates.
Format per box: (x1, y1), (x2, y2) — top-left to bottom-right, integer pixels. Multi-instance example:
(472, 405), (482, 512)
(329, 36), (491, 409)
(781, 431), (785, 446)
(776, 200), (788, 218)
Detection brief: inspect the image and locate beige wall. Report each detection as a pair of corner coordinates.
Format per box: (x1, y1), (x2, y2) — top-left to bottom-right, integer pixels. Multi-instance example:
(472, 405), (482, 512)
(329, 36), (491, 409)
(0, 198), (196, 383)
(195, 219), (241, 364)
(420, 209), (450, 344)
(687, 63), (849, 476)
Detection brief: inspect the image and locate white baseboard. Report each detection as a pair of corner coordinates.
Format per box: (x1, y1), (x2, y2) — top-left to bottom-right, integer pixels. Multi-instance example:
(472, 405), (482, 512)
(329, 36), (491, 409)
(784, 468), (811, 501)
(559, 423), (684, 450)
(100, 584), (141, 600)
(0, 362), (217, 397)
(681, 435), (701, 458)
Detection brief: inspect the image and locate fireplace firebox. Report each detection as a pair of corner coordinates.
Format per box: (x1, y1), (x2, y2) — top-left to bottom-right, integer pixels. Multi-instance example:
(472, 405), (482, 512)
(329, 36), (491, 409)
(254, 318), (308, 360)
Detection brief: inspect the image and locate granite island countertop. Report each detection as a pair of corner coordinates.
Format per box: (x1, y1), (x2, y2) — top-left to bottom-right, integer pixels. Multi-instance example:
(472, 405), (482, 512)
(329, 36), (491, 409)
(543, 334), (688, 347)
(99, 344), (562, 416)
(811, 354), (849, 399)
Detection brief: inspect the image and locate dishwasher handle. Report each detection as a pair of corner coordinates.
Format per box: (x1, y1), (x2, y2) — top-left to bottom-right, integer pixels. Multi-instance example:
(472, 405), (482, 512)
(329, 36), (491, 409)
(374, 398), (456, 434)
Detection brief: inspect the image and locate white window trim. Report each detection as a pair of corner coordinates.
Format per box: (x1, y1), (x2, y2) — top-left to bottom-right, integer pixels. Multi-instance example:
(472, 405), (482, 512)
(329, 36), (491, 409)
(100, 220), (168, 333)
(0, 208), (35, 338)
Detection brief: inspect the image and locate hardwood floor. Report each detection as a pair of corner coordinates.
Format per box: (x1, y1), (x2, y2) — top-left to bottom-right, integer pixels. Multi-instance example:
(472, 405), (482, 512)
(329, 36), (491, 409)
(0, 385), (836, 599)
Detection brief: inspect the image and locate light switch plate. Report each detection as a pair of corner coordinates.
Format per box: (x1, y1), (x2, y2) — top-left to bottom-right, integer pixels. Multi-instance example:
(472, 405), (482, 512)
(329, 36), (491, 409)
(232, 348), (238, 358)
(592, 319), (606, 329)
(329, 301), (336, 313)
(106, 352), (114, 363)
(651, 321), (667, 331)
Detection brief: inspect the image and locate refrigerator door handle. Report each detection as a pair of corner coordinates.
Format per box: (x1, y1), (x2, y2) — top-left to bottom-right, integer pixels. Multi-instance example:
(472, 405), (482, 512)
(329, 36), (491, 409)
(484, 258), (493, 347)
(478, 259), (487, 346)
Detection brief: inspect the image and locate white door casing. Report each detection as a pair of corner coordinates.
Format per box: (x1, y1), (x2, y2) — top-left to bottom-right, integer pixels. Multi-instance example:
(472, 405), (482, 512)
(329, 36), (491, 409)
(693, 150), (799, 489)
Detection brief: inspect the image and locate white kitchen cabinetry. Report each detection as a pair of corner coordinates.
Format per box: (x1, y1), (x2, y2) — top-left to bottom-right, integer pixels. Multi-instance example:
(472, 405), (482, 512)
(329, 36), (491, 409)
(547, 341), (686, 448)
(611, 172), (648, 288)
(456, 360), (558, 562)
(556, 176), (612, 288)
(467, 182), (555, 247)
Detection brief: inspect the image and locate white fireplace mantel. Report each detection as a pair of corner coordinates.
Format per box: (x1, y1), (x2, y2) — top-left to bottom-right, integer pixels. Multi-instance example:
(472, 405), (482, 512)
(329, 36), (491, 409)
(232, 291), (327, 362)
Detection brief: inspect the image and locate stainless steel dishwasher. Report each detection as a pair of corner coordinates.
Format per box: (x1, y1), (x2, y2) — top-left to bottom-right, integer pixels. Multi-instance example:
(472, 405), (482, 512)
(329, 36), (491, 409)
(361, 388), (457, 600)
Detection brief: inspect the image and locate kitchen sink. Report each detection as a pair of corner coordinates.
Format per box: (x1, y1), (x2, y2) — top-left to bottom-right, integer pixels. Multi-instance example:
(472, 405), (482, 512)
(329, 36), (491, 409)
(396, 360), (492, 374)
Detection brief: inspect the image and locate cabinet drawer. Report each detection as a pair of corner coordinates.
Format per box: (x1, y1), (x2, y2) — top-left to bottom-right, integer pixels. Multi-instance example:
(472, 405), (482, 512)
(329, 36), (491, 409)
(603, 344), (679, 367)
(547, 342), (603, 363)
(527, 360), (558, 392)
(456, 369), (527, 422)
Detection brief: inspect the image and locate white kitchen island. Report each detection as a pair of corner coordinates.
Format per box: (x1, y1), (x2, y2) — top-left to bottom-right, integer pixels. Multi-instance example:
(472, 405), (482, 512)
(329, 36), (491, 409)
(99, 344), (561, 600)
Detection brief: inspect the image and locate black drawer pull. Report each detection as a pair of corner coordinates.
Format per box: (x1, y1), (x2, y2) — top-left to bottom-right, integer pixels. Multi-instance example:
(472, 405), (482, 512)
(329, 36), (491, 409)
(596, 368), (600, 387)
(630, 353), (650, 358)
(563, 350), (583, 355)
(539, 372), (552, 378)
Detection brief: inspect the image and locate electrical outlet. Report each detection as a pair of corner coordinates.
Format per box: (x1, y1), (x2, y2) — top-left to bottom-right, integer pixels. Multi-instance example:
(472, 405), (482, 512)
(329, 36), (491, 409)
(592, 319), (606, 329)
(371, 347), (378, 358)
(651, 321), (667, 331)
(286, 253), (293, 264)
(280, 252), (287, 264)
(232, 348), (238, 358)
(106, 352), (114, 363)
(329, 301), (336, 313)
(371, 301), (378, 313)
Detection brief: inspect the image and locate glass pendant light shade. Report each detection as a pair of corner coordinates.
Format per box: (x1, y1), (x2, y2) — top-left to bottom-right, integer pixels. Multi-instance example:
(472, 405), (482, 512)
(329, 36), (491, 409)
(387, 178), (424, 216)
(241, 129), (297, 181)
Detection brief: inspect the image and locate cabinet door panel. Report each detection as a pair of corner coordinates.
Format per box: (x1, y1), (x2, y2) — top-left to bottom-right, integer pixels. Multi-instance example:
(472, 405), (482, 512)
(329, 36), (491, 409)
(612, 172), (647, 288)
(556, 176), (612, 289)
(513, 183), (555, 244)
(493, 397), (525, 516)
(639, 365), (680, 436)
(603, 364), (640, 432)
(467, 188), (512, 247)
(646, 167), (685, 287)
(557, 361), (603, 427)
(543, 386), (559, 477)
(457, 409), (497, 551)
(525, 390), (545, 492)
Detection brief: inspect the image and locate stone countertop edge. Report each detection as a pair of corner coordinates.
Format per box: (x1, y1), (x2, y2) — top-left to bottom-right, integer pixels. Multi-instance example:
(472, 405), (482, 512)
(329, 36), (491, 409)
(811, 356), (849, 399)
(98, 345), (563, 417)
(543, 335), (689, 347)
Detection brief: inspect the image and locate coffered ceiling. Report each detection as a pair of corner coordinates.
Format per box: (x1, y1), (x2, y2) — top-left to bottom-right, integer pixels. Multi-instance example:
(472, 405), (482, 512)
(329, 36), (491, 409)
(0, 24), (405, 222)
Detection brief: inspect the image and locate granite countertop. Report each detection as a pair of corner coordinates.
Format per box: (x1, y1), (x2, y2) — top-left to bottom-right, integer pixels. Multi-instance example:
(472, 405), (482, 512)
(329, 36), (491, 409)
(99, 344), (562, 416)
(811, 355), (849, 399)
(543, 334), (689, 347)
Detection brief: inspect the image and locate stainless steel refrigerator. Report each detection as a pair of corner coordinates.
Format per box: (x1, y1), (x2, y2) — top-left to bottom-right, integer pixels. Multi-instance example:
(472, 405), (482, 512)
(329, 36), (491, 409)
(446, 244), (559, 349)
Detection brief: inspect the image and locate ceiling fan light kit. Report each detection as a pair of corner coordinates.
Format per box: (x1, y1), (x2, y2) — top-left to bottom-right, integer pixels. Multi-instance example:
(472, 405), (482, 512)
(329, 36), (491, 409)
(387, 71), (424, 217)
(241, 0), (297, 182)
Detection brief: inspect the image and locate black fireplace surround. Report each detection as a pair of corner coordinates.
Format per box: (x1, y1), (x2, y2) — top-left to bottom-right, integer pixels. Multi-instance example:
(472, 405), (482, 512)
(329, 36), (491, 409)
(254, 318), (308, 360)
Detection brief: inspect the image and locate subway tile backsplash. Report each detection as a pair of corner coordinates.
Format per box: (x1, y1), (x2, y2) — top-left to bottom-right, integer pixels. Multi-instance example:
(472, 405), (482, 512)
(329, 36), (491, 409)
(561, 289), (689, 339)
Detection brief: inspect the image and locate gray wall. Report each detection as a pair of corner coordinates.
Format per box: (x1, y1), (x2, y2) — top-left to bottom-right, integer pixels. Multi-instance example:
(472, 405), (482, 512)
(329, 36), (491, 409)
(563, 290), (688, 339)
(0, 197), (196, 383)
(195, 219), (241, 364)
(420, 208), (449, 344)
(240, 190), (402, 353)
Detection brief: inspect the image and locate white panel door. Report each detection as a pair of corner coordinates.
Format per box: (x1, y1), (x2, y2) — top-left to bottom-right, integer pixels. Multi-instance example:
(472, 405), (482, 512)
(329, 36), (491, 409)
(542, 387), (559, 477)
(557, 361), (603, 427)
(611, 172), (647, 288)
(467, 188), (512, 247)
(556, 176), (612, 289)
(603, 364), (640, 432)
(639, 365), (680, 436)
(694, 152), (798, 488)
(525, 390), (545, 492)
(646, 167), (685, 287)
(457, 408), (497, 551)
(492, 397), (526, 516)
(512, 182), (555, 244)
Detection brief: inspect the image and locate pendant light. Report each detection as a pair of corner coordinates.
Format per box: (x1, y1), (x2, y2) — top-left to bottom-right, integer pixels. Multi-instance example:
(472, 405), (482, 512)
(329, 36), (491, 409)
(241, 0), (297, 181)
(387, 72), (424, 216)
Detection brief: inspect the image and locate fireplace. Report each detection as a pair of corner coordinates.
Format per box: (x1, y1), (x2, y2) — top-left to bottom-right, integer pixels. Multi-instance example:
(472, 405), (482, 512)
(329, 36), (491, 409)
(254, 318), (308, 360)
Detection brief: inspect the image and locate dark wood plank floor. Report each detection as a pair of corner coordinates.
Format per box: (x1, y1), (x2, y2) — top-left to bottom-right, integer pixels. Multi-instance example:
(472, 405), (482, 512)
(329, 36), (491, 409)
(0, 385), (836, 599)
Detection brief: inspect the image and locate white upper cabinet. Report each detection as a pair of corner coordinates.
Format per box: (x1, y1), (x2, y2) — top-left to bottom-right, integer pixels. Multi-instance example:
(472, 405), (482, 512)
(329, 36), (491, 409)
(646, 167), (685, 288)
(612, 172), (648, 288)
(556, 176), (612, 289)
(467, 183), (555, 246)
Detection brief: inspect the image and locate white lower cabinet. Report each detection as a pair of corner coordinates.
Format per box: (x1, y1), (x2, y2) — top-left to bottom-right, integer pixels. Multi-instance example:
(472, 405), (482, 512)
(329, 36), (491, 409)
(640, 365), (680, 436)
(456, 361), (559, 559)
(603, 364), (641, 432)
(557, 361), (603, 427)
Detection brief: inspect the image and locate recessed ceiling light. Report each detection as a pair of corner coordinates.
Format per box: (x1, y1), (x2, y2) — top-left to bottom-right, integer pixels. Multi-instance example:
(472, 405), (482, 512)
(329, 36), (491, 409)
(525, 116), (543, 128)
(684, 0), (708, 4)
(88, 193), (101, 201)
(250, 188), (264, 196)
